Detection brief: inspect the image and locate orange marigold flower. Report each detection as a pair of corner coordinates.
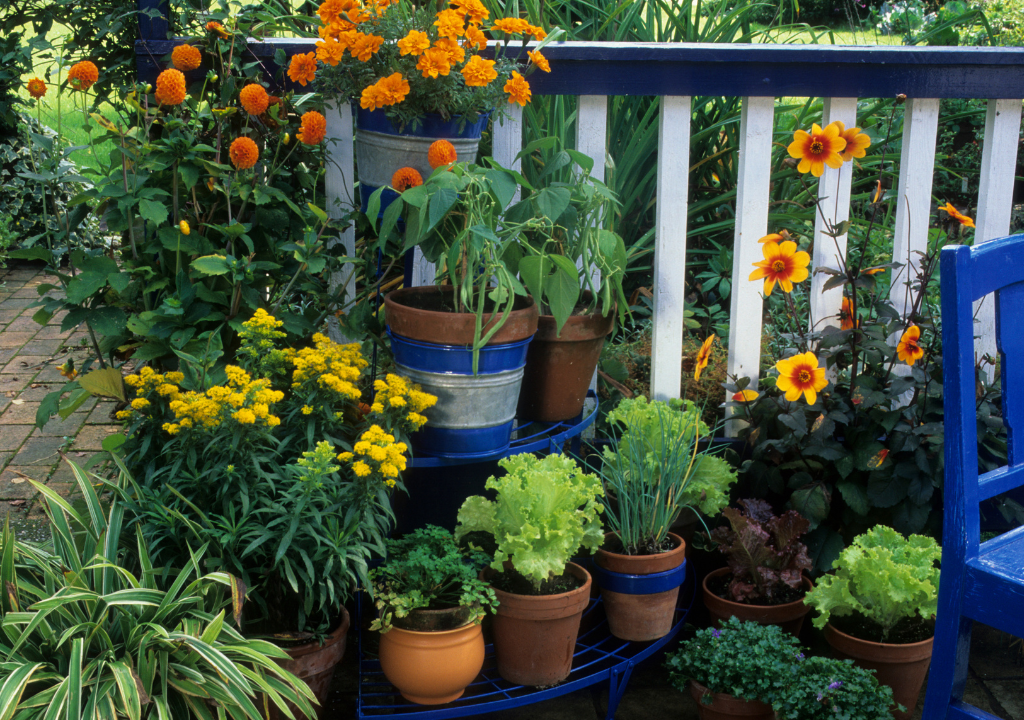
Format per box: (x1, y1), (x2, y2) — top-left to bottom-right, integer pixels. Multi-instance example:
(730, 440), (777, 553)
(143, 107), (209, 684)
(939, 202), (975, 228)
(775, 351), (828, 405)
(360, 73), (410, 111)
(434, 8), (465, 38)
(463, 24), (488, 51)
(154, 68), (187, 106)
(528, 49), (550, 73)
(239, 84), (269, 115)
(392, 167), (423, 191)
(787, 122), (847, 177)
(897, 325), (925, 366)
(67, 61), (99, 91)
(694, 334), (716, 381)
(288, 52), (317, 86)
(26, 77), (46, 99)
(318, 0), (350, 25)
(461, 55), (496, 87)
(527, 24), (547, 40)
(398, 30), (430, 56)
(839, 296), (855, 331)
(428, 139), (457, 168)
(732, 389), (759, 403)
(434, 37), (466, 65)
(172, 44), (203, 72)
(834, 120), (871, 162)
(229, 136), (259, 170)
(297, 110), (327, 145)
(504, 71), (531, 106)
(316, 38), (345, 66)
(749, 240), (810, 296)
(417, 47), (451, 79)
(351, 33), (384, 62)
(206, 21), (230, 39)
(491, 17), (531, 34)
(452, 0), (489, 24)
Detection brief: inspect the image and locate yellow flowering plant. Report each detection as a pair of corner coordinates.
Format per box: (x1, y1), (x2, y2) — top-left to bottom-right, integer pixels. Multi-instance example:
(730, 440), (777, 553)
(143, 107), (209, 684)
(118, 310), (436, 637)
(309, 0), (561, 128)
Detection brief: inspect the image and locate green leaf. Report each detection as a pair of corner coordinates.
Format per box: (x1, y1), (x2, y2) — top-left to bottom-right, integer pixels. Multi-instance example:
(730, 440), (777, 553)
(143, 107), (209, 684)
(102, 434), (127, 453)
(533, 187), (571, 223)
(836, 479), (869, 515)
(544, 256), (581, 334)
(138, 199), (169, 226)
(789, 484), (830, 529)
(191, 255), (232, 276)
(78, 367), (127, 402)
(307, 203), (328, 222)
(66, 272), (109, 304)
(427, 187), (458, 230)
(485, 169), (517, 208)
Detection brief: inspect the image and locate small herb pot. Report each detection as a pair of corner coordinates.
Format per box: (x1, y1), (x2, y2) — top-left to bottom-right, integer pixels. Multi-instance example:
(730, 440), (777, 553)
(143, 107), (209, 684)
(702, 567), (813, 637)
(688, 681), (774, 720)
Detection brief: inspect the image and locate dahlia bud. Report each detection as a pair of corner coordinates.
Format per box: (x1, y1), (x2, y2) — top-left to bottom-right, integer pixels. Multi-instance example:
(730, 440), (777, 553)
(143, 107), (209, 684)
(179, 220), (191, 235)
(283, 133), (290, 145)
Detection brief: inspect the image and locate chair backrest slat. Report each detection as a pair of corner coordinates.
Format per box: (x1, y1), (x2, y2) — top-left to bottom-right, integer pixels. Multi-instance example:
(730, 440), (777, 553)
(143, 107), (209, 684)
(996, 281), (1024, 465)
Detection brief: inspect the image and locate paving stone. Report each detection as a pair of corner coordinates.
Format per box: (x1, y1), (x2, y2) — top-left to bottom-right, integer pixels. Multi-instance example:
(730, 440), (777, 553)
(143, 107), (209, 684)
(0, 349), (17, 368)
(960, 676), (1001, 717)
(986, 679), (1024, 718)
(33, 364), (72, 383)
(11, 288), (43, 299)
(18, 339), (64, 356)
(0, 466), (46, 500)
(86, 402), (118, 425)
(1, 355), (50, 375)
(16, 383), (62, 401)
(0, 310), (22, 325)
(46, 461), (84, 485)
(0, 424), (33, 452)
(12, 436), (68, 466)
(0, 401), (40, 424)
(73, 424), (123, 451)
(0, 298), (37, 311)
(0, 452), (11, 469)
(0, 332), (36, 348)
(970, 624), (1024, 680)
(33, 412), (87, 438)
(32, 325), (72, 340)
(4, 316), (42, 332)
(46, 310), (68, 326)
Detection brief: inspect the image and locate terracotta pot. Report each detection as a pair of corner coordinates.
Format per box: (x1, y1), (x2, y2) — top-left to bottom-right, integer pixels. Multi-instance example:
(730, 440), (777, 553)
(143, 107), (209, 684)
(378, 617), (485, 705)
(517, 294), (615, 422)
(489, 562), (592, 686)
(267, 608), (350, 720)
(824, 622), (933, 720)
(384, 286), (539, 346)
(688, 681), (775, 720)
(702, 567), (813, 636)
(594, 532), (686, 641)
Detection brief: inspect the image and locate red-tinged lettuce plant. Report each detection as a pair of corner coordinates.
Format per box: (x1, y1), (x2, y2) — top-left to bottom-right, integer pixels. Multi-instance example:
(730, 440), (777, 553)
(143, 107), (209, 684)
(707, 498), (812, 603)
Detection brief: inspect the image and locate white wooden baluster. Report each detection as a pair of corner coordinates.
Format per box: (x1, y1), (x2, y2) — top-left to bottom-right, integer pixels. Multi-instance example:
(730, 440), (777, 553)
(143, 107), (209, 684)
(809, 97), (858, 332)
(889, 98), (940, 317)
(650, 95), (692, 403)
(725, 96), (775, 436)
(974, 98), (1023, 376)
(324, 100), (357, 342)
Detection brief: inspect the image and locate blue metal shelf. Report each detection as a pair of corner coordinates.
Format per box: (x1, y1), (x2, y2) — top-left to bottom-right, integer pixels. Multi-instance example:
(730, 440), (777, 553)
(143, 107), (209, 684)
(409, 391), (599, 468)
(356, 561), (694, 720)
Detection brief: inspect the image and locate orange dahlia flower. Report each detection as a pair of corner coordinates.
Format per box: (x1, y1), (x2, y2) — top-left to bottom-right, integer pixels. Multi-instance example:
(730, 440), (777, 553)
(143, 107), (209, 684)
(67, 61), (99, 91)
(172, 44), (203, 72)
(392, 167), (423, 192)
(939, 202), (975, 228)
(694, 334), (716, 381)
(288, 52), (317, 86)
(207, 21), (231, 39)
(26, 78), (46, 99)
(758, 230), (791, 244)
(239, 84), (270, 115)
(154, 69), (187, 106)
(504, 71), (531, 106)
(229, 136), (259, 170)
(748, 240), (810, 296)
(839, 296), (855, 330)
(528, 50), (550, 73)
(428, 140), (457, 168)
(787, 122), (846, 177)
(834, 120), (871, 162)
(732, 389), (759, 403)
(775, 352), (828, 405)
(297, 110), (327, 145)
(897, 325), (925, 366)
(397, 30), (430, 56)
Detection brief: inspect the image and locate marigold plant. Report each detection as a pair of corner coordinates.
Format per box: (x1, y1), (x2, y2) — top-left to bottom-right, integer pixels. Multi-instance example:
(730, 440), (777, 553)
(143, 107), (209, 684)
(171, 43), (203, 72)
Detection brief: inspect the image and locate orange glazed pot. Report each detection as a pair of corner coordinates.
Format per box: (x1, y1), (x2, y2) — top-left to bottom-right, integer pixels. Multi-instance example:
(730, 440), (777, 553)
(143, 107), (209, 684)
(378, 619), (485, 705)
(702, 567), (813, 637)
(688, 681), (775, 720)
(824, 622), (933, 720)
(267, 608), (350, 720)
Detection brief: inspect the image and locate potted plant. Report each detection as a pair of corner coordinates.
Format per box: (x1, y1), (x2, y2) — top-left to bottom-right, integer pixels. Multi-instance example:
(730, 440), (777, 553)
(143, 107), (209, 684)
(455, 452), (604, 686)
(771, 656), (899, 720)
(510, 143), (630, 422)
(377, 159), (547, 456)
(593, 396), (737, 641)
(803, 525), (940, 719)
(702, 498), (814, 635)
(309, 0), (560, 212)
(370, 525), (499, 705)
(665, 617), (802, 720)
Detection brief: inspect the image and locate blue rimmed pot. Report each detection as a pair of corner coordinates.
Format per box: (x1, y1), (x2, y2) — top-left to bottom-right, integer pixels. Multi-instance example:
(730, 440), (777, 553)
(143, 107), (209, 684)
(384, 286), (538, 458)
(592, 532), (687, 642)
(355, 107), (489, 214)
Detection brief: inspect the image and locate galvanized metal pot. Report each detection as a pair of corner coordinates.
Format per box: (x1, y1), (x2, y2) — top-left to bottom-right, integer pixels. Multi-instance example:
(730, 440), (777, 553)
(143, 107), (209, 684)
(354, 107), (488, 214)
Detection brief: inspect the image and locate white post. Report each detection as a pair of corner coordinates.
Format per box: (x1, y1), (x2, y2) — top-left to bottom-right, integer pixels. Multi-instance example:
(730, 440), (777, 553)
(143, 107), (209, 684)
(974, 98), (1023, 374)
(809, 97), (858, 332)
(650, 95), (692, 403)
(324, 100), (357, 342)
(726, 96), (775, 435)
(492, 104), (524, 204)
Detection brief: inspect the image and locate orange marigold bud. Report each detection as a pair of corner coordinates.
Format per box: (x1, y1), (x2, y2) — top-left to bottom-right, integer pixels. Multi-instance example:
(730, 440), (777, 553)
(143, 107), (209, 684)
(297, 110), (327, 145)
(67, 61), (99, 91)
(391, 167), (423, 192)
(428, 140), (457, 168)
(26, 77), (46, 99)
(171, 44), (203, 72)
(154, 68), (187, 106)
(288, 52), (317, 87)
(239, 83), (270, 115)
(229, 136), (259, 170)
(527, 49), (550, 73)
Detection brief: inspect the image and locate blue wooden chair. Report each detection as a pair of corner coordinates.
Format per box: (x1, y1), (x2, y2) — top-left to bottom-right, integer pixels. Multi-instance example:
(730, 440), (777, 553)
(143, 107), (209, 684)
(922, 233), (1024, 720)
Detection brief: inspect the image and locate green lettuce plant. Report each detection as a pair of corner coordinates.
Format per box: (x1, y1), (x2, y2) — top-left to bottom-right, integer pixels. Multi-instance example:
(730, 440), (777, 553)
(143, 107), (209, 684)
(803, 525), (941, 642)
(455, 453), (604, 594)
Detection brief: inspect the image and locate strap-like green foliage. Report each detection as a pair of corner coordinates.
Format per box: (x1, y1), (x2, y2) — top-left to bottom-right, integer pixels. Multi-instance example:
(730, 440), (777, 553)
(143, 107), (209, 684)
(0, 457), (317, 720)
(455, 453), (604, 591)
(804, 525), (941, 641)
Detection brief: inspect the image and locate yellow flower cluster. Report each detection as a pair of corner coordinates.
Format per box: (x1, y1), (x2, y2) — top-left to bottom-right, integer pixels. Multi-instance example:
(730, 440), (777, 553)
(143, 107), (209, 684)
(163, 364), (284, 434)
(290, 333), (367, 402)
(370, 373), (436, 430)
(238, 308), (290, 373)
(338, 424), (408, 487)
(119, 368), (186, 420)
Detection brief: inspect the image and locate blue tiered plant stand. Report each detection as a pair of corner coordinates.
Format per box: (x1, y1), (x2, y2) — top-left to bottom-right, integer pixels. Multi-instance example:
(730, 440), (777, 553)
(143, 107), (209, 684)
(358, 391), (694, 719)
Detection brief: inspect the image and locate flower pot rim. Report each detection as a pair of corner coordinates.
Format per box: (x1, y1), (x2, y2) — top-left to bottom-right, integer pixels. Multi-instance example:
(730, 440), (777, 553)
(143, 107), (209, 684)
(275, 607), (350, 658)
(597, 530), (685, 560)
(824, 620), (935, 650)
(486, 561), (591, 600)
(383, 618), (481, 637)
(688, 679), (774, 710)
